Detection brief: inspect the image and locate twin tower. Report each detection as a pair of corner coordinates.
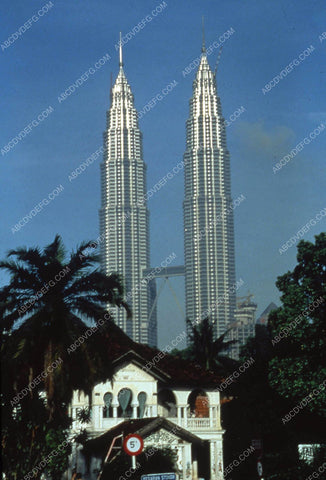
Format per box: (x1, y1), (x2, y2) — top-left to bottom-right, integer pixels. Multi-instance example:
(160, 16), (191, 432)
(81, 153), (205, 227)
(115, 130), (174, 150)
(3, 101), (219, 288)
(99, 36), (236, 347)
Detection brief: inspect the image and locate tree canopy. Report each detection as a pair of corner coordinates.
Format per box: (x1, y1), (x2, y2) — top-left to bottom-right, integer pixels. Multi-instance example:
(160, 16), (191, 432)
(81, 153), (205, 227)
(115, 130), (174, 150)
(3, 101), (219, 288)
(171, 317), (238, 374)
(268, 233), (326, 417)
(0, 235), (129, 479)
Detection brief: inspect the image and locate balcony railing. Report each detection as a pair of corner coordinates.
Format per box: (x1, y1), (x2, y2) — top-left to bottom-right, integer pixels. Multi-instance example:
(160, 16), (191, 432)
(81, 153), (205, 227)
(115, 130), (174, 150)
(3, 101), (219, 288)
(169, 416), (218, 430)
(70, 406), (220, 431)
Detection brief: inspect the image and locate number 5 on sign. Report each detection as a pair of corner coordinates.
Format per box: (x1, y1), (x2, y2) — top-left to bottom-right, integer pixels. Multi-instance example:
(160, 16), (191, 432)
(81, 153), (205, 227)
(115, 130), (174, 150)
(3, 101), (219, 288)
(123, 434), (144, 456)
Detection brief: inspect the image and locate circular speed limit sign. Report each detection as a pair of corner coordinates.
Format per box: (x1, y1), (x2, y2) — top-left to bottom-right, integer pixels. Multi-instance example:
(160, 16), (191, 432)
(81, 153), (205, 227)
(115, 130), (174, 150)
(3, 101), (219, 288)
(123, 434), (144, 456)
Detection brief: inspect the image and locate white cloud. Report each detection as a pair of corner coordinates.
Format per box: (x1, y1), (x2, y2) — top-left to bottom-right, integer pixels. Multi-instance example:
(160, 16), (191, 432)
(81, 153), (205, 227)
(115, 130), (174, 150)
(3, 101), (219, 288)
(235, 121), (296, 159)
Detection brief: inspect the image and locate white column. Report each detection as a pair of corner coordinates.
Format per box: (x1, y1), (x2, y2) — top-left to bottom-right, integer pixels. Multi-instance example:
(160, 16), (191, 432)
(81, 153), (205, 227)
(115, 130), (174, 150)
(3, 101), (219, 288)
(192, 458), (199, 480)
(132, 401), (138, 419)
(217, 442), (224, 480)
(152, 403), (158, 416)
(182, 445), (186, 480)
(213, 406), (218, 428)
(177, 406), (182, 426)
(112, 397), (119, 418)
(216, 405), (222, 429)
(182, 405), (187, 428)
(209, 406), (213, 427)
(184, 443), (192, 479)
(210, 440), (217, 480)
(93, 405), (101, 430)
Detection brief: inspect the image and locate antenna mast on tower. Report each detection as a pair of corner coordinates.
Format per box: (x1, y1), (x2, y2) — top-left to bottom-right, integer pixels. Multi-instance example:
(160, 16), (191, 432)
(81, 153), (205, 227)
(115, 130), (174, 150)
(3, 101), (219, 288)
(214, 47), (223, 76)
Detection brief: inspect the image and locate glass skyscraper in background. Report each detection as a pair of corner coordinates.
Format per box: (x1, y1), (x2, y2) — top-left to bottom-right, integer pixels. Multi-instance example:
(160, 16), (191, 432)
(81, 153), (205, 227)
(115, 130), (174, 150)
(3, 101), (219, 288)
(183, 40), (236, 339)
(100, 33), (238, 346)
(99, 41), (157, 346)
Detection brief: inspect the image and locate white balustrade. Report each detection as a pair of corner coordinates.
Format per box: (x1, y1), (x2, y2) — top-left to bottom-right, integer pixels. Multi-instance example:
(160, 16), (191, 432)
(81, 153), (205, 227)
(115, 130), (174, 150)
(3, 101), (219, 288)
(169, 416), (218, 430)
(71, 401), (220, 432)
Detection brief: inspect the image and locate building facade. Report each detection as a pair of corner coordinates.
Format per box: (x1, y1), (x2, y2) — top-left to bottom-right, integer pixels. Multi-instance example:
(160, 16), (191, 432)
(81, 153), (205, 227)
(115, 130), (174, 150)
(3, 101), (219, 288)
(227, 295), (258, 359)
(99, 41), (157, 346)
(183, 40), (236, 339)
(69, 333), (225, 480)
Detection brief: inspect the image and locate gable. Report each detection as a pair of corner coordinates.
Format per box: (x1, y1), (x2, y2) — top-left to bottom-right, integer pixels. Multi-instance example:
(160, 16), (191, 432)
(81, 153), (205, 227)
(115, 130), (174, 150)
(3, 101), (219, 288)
(114, 360), (156, 383)
(145, 427), (187, 446)
(92, 360), (157, 403)
(112, 350), (171, 382)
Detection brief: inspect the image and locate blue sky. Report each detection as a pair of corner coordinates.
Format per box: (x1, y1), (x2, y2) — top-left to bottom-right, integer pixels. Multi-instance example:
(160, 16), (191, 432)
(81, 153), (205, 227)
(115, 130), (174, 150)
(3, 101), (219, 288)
(1, 0), (325, 348)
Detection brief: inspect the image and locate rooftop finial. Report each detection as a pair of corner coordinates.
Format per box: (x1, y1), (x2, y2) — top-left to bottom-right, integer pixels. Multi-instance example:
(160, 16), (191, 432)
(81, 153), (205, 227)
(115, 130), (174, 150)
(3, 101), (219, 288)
(202, 16), (206, 53)
(119, 31), (123, 67)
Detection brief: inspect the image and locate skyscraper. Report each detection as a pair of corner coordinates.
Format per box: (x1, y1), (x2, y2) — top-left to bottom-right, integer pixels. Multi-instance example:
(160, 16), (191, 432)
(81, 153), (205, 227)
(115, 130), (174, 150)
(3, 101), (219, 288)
(183, 37), (236, 339)
(228, 295), (258, 359)
(99, 38), (156, 346)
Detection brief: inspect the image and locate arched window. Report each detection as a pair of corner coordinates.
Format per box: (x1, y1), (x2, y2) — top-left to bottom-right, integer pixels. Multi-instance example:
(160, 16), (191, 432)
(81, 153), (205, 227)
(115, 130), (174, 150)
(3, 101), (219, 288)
(117, 388), (132, 418)
(188, 389), (209, 417)
(103, 392), (113, 418)
(137, 392), (147, 419)
(158, 389), (177, 417)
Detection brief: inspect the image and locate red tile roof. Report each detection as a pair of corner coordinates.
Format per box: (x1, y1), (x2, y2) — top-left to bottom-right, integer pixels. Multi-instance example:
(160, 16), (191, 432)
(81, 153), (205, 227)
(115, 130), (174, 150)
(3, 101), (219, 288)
(101, 320), (223, 388)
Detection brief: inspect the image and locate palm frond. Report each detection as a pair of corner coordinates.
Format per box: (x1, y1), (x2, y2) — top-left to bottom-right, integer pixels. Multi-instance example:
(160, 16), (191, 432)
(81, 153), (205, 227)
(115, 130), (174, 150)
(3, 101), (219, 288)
(65, 271), (124, 300)
(1, 234), (127, 423)
(66, 241), (99, 278)
(43, 234), (66, 262)
(7, 247), (43, 270)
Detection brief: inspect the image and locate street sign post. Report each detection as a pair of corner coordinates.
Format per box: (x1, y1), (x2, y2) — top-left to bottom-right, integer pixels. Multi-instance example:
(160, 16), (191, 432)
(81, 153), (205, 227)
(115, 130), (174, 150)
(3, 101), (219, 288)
(123, 433), (144, 469)
(257, 460), (263, 478)
(141, 474), (177, 480)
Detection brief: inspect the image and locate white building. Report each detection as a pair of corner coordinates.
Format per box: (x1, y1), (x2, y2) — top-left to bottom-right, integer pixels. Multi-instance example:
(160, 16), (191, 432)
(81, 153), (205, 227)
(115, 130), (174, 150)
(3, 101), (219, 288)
(69, 326), (225, 480)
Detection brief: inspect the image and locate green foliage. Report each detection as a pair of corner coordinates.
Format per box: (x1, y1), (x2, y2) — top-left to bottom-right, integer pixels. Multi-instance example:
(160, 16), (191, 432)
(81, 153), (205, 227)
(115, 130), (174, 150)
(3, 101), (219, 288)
(44, 427), (71, 480)
(170, 346), (193, 360)
(0, 235), (128, 479)
(172, 317), (238, 374)
(1, 395), (71, 479)
(223, 234), (326, 479)
(268, 233), (326, 417)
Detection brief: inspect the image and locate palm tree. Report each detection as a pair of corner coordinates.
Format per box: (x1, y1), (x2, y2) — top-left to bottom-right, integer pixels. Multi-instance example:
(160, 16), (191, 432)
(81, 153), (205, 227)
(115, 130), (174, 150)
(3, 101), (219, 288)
(0, 234), (129, 421)
(186, 317), (237, 372)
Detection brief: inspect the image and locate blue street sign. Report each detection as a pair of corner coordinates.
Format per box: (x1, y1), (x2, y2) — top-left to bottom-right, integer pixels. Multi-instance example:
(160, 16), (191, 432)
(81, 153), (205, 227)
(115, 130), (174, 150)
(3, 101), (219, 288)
(141, 474), (177, 480)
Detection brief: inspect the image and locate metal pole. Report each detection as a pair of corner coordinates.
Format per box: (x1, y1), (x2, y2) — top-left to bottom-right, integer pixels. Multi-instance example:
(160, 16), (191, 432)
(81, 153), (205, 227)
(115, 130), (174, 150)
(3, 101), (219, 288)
(97, 434), (123, 480)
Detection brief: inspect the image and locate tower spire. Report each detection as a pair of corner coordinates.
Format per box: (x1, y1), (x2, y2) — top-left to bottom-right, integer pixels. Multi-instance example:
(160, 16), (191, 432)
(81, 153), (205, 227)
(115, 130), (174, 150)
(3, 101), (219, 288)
(201, 16), (206, 53)
(119, 31), (123, 67)
(100, 36), (156, 346)
(183, 32), (236, 347)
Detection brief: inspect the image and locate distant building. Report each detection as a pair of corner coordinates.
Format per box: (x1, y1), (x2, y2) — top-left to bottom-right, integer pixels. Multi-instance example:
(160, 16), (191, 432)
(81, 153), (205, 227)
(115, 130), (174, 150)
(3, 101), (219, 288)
(69, 324), (225, 480)
(256, 302), (278, 326)
(183, 35), (237, 341)
(99, 38), (157, 345)
(227, 295), (257, 359)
